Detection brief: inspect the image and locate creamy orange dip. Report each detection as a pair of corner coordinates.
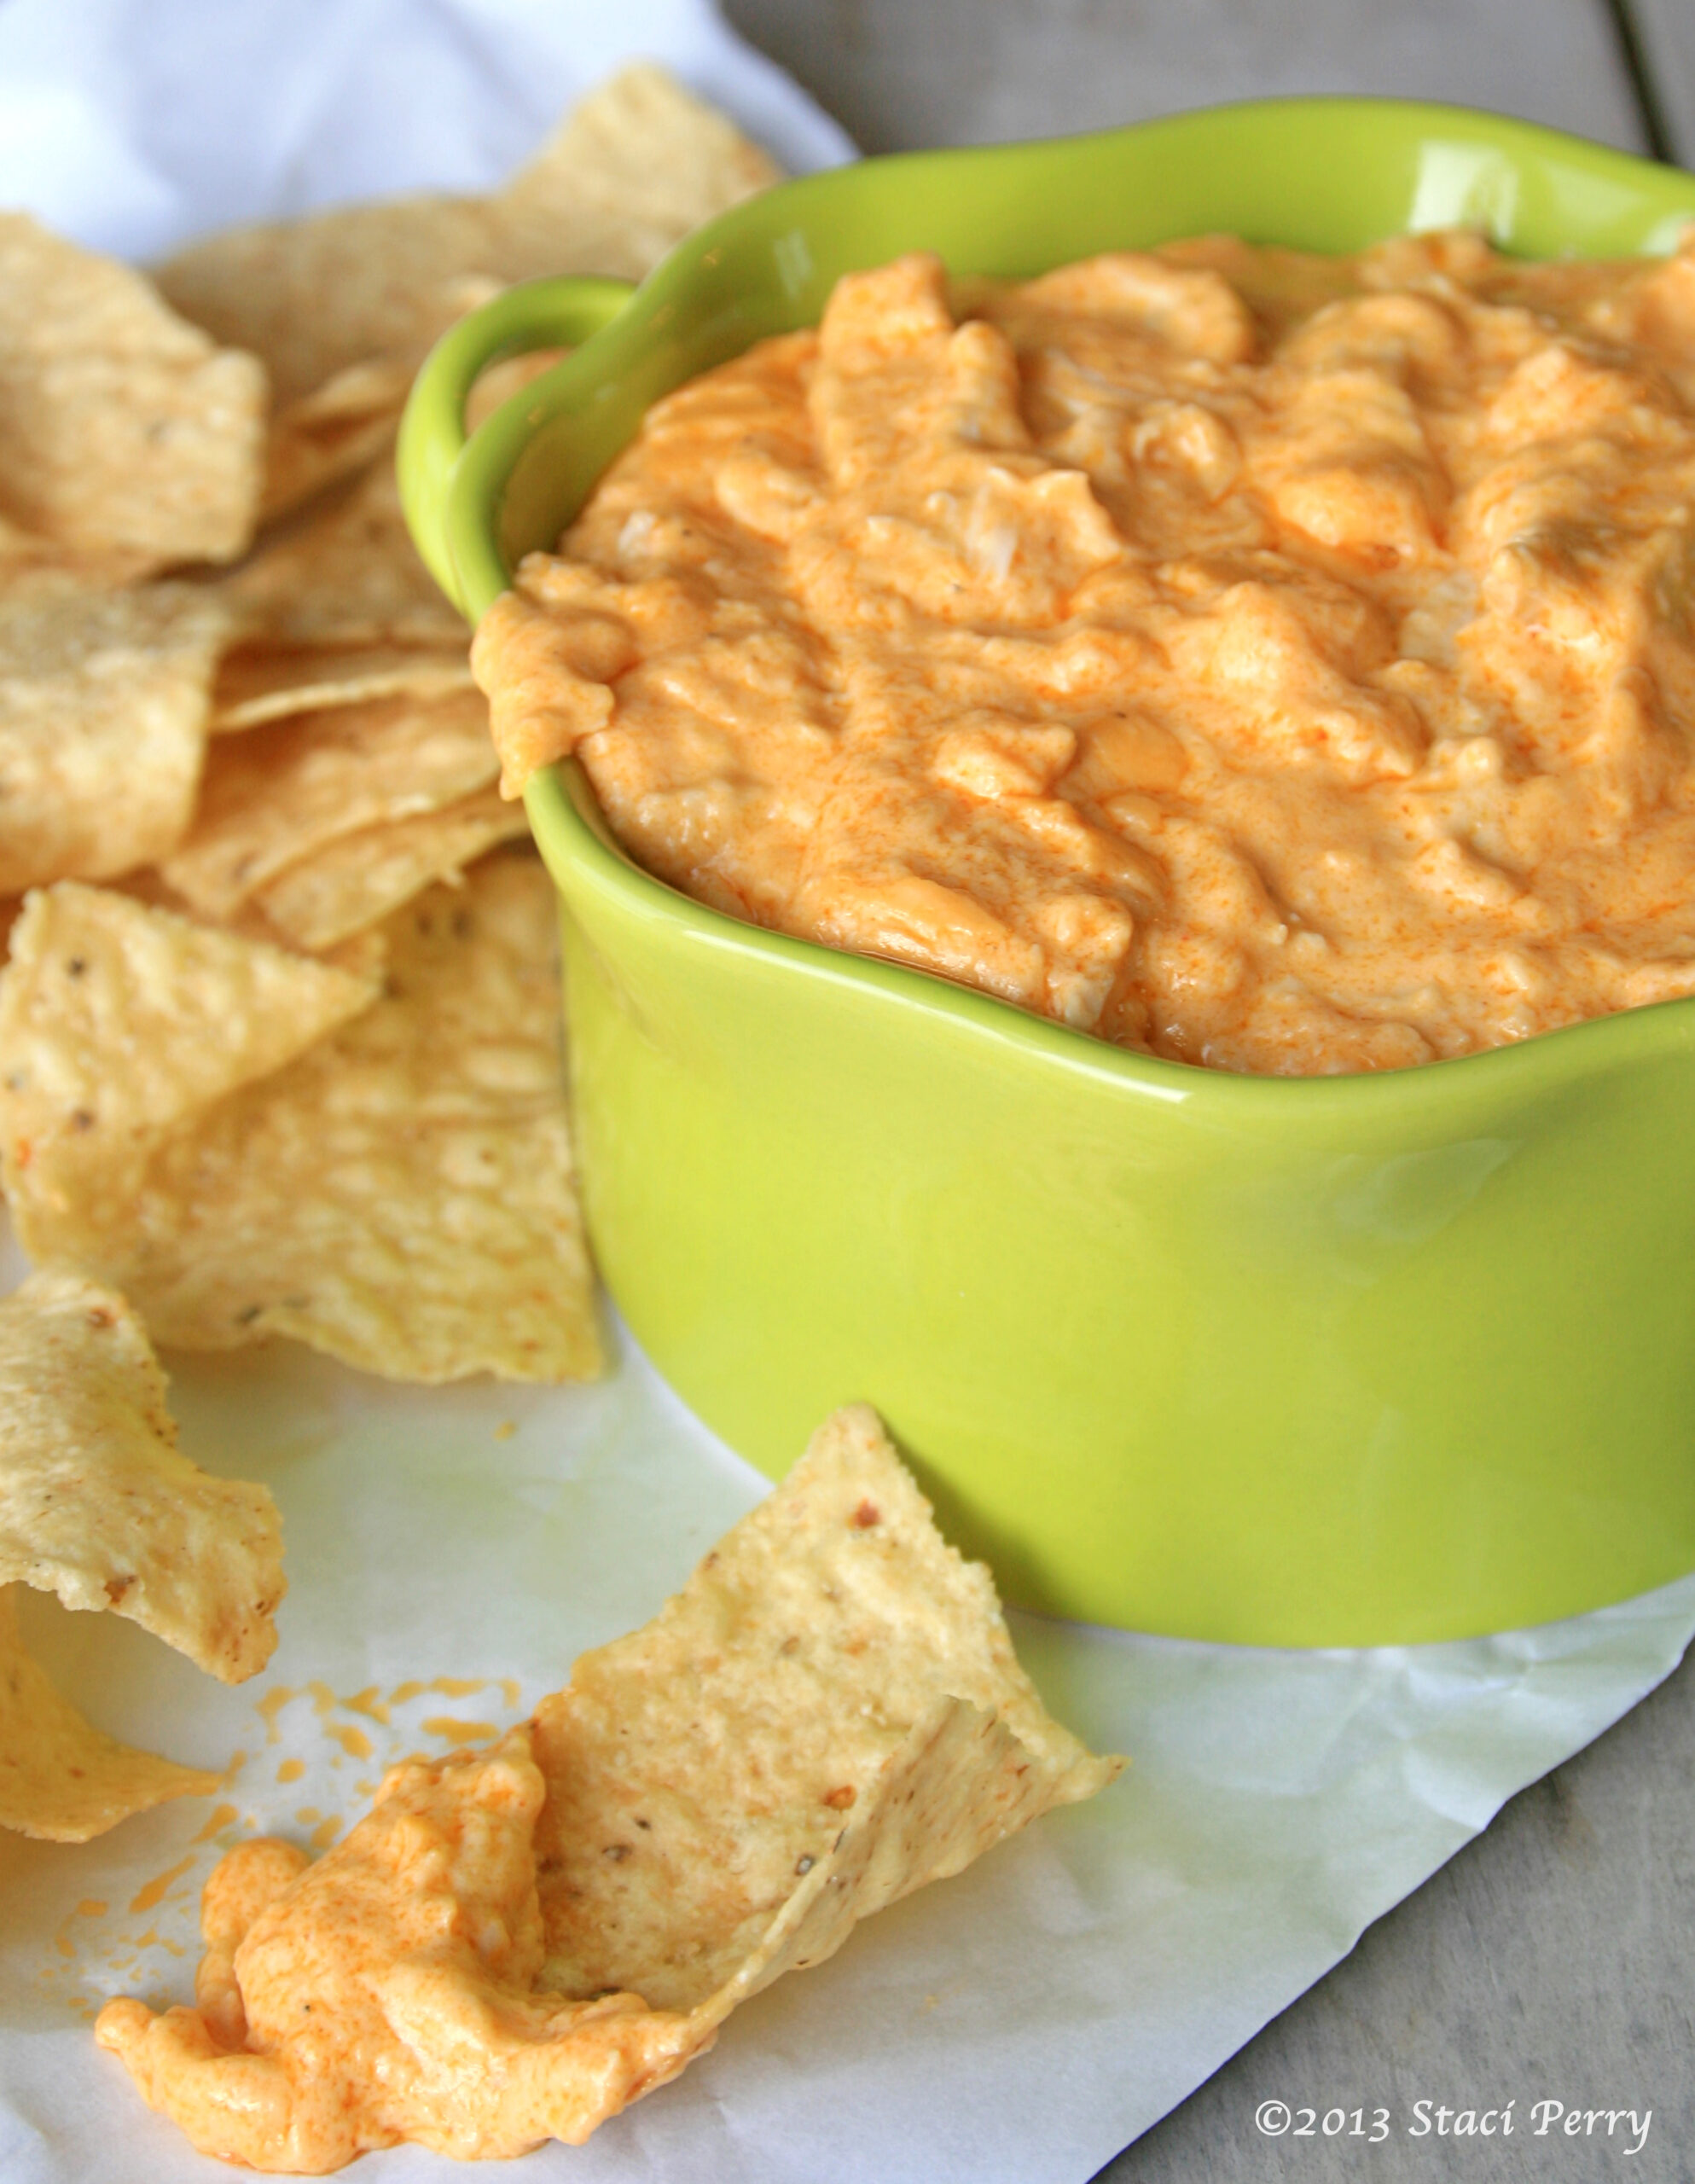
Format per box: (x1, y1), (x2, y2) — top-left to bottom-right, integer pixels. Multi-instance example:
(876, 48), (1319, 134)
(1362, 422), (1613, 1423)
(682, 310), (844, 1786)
(474, 236), (1695, 1073)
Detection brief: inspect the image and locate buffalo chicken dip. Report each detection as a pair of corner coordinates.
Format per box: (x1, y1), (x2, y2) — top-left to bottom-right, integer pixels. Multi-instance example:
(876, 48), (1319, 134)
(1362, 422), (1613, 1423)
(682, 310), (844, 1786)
(475, 236), (1695, 1073)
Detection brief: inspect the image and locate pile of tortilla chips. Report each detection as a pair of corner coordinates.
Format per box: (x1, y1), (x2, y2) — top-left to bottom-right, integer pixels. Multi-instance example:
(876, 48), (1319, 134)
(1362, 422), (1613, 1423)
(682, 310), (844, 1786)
(0, 62), (781, 1385)
(0, 67), (781, 1838)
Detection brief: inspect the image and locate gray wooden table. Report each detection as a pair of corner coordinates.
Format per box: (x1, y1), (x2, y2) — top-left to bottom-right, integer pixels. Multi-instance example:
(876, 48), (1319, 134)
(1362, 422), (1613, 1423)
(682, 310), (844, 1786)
(717, 3), (1695, 2176)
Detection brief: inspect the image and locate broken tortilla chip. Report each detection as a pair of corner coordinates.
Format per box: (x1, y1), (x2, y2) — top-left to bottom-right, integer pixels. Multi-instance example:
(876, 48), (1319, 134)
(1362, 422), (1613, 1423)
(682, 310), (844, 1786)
(0, 584), (233, 894)
(250, 787), (531, 952)
(0, 1270), (283, 1682)
(13, 856), (599, 1383)
(96, 1407), (1118, 2166)
(0, 1587), (218, 1842)
(0, 213), (264, 564)
(161, 685), (497, 921)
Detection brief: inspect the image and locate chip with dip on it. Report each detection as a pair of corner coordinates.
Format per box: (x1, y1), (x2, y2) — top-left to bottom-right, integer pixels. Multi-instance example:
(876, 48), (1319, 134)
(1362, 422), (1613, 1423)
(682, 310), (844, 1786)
(96, 1407), (1123, 2169)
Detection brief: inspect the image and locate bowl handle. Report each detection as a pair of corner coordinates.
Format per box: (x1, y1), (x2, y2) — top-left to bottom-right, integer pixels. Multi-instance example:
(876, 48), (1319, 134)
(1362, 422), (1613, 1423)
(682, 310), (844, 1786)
(398, 275), (637, 618)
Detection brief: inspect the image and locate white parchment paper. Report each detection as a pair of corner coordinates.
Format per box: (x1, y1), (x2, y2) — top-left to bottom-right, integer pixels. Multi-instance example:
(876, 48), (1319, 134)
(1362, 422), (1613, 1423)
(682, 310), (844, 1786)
(0, 6), (1690, 2179)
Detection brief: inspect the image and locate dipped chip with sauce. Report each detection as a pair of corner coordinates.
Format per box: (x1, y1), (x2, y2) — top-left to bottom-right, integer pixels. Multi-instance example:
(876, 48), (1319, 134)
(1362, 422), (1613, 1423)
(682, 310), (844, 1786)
(96, 1408), (1123, 2169)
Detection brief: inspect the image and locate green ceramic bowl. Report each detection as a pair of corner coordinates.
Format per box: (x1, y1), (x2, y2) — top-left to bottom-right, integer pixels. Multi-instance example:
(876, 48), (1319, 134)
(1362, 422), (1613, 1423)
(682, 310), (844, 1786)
(401, 98), (1695, 1645)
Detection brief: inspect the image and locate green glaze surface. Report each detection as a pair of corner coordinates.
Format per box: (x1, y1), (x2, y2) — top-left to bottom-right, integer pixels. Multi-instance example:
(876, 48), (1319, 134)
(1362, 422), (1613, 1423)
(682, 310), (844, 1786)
(401, 99), (1695, 1644)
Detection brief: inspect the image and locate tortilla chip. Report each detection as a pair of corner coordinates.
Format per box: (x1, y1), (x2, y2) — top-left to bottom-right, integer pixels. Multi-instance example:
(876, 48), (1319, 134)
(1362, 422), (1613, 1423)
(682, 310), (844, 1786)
(212, 643), (476, 734)
(261, 354), (422, 525)
(0, 880), (380, 1264)
(157, 206), (514, 414)
(0, 1270), (283, 1682)
(0, 1588), (218, 1842)
(161, 686), (497, 921)
(96, 1408), (1118, 2164)
(0, 213), (264, 564)
(154, 66), (777, 408)
(463, 348), (573, 435)
(251, 787), (532, 951)
(312, 925), (391, 985)
(218, 446), (471, 653)
(0, 584), (232, 894)
(0, 512), (160, 598)
(35, 855), (599, 1383)
(500, 61), (781, 263)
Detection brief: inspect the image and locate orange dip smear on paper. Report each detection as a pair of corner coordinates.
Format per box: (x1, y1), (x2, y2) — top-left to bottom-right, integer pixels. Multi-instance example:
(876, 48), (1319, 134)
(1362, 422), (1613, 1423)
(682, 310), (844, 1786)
(474, 236), (1695, 1073)
(94, 1740), (705, 2172)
